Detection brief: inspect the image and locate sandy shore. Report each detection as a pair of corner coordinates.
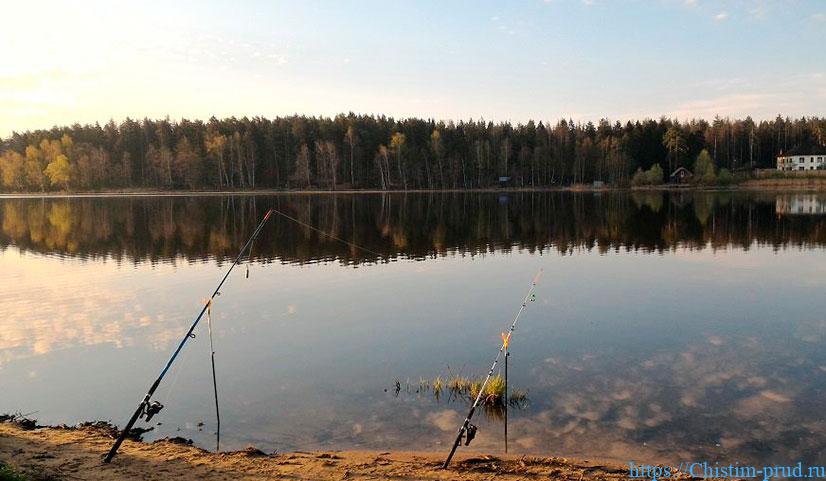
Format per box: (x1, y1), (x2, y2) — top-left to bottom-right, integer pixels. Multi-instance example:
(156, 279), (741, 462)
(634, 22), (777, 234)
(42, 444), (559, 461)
(0, 420), (655, 481)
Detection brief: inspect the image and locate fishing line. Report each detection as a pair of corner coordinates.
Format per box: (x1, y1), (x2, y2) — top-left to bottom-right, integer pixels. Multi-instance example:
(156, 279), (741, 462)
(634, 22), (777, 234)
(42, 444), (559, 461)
(442, 268), (543, 469)
(104, 208), (275, 463)
(267, 207), (386, 259)
(161, 331), (192, 407)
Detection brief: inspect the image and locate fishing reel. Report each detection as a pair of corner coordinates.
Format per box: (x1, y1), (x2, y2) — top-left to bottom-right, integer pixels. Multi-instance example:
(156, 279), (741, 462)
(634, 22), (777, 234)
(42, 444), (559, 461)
(463, 423), (478, 446)
(140, 400), (164, 423)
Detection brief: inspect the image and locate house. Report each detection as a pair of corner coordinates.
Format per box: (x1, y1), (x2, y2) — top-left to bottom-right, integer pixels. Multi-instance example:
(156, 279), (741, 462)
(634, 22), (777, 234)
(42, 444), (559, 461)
(669, 167), (693, 184)
(776, 145), (826, 171)
(498, 176), (511, 187)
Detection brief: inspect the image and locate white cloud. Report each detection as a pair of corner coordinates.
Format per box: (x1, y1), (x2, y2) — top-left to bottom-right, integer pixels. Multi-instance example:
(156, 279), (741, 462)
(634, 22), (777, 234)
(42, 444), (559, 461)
(714, 11), (729, 21)
(268, 54), (289, 65)
(662, 72), (826, 120)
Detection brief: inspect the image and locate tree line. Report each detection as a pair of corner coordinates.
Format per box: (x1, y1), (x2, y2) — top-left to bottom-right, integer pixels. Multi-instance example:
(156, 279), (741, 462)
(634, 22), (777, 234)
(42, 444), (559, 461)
(1, 114), (824, 192)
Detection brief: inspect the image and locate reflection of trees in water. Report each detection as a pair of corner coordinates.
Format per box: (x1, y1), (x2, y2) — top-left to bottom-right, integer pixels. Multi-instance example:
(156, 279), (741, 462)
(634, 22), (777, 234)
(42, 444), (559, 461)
(1, 192), (825, 263)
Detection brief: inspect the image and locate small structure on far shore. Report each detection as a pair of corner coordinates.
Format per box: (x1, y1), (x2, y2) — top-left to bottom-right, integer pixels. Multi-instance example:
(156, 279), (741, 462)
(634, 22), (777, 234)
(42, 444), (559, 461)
(669, 167), (693, 184)
(498, 176), (511, 187)
(777, 145), (826, 171)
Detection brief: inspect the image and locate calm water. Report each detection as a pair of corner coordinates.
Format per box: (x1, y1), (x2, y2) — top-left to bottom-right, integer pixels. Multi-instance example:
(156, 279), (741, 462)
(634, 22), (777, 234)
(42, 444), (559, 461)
(2, 191), (826, 464)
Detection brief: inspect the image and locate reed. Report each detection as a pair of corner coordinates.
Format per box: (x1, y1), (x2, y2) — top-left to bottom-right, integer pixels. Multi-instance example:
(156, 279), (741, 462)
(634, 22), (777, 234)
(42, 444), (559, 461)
(391, 374), (527, 408)
(508, 388), (528, 406)
(447, 375), (472, 394)
(432, 376), (443, 400)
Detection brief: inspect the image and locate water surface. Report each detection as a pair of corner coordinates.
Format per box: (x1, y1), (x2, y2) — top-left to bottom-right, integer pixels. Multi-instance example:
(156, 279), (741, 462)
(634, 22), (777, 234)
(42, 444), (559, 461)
(1, 191), (825, 464)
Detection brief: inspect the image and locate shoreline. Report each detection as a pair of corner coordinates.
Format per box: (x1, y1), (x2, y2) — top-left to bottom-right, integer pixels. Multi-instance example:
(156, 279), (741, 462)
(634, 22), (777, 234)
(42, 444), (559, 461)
(0, 419), (642, 481)
(1, 182), (826, 199)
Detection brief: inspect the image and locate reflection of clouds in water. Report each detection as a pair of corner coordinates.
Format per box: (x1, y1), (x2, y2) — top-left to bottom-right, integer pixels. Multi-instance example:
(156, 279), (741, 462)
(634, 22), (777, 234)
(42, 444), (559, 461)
(707, 335), (723, 346)
(426, 409), (459, 432)
(736, 390), (791, 419)
(528, 333), (826, 463)
(794, 319), (826, 343)
(0, 252), (187, 366)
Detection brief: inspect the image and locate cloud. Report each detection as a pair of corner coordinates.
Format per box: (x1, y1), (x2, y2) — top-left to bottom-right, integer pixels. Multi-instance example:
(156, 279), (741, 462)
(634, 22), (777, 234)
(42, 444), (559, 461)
(662, 72), (826, 120)
(267, 54), (288, 65)
(666, 92), (772, 119)
(811, 13), (826, 22)
(714, 11), (729, 21)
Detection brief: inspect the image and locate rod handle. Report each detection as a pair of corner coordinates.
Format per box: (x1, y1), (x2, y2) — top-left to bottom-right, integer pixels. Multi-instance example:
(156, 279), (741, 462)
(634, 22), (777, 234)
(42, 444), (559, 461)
(103, 399), (146, 463)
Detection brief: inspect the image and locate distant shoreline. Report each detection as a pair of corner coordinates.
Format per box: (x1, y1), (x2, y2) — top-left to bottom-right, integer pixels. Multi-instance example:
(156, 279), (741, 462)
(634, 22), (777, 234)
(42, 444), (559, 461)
(2, 181), (826, 199)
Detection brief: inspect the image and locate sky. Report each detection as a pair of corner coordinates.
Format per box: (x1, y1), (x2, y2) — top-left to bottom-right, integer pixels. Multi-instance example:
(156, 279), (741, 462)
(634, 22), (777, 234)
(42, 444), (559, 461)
(1, 0), (825, 136)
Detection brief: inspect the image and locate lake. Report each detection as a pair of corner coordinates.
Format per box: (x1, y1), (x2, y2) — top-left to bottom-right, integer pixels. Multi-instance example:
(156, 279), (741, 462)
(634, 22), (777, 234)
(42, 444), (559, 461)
(1, 191), (826, 464)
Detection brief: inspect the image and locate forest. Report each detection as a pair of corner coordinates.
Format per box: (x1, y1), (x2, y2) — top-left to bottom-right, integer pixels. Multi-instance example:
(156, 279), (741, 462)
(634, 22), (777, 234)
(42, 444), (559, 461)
(1, 114), (824, 192)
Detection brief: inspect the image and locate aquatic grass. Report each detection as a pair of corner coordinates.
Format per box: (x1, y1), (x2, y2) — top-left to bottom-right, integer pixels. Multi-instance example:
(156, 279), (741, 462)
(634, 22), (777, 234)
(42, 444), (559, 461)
(470, 374), (505, 404)
(469, 380), (484, 400)
(390, 373), (528, 416)
(447, 375), (472, 394)
(508, 388), (528, 407)
(432, 376), (443, 400)
(485, 375), (506, 401)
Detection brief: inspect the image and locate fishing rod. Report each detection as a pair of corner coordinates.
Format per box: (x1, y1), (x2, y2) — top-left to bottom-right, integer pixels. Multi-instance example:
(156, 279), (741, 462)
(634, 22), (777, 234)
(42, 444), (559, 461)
(103, 208), (274, 463)
(442, 268), (543, 469)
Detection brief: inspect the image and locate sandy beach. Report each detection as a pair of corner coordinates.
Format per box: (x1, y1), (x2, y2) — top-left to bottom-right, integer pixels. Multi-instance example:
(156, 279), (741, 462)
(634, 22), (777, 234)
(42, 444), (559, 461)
(0, 419), (654, 481)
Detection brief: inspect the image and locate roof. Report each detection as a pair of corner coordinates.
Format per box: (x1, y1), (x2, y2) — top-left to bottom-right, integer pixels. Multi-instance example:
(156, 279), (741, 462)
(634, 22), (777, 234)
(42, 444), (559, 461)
(670, 167), (693, 177)
(779, 143), (826, 156)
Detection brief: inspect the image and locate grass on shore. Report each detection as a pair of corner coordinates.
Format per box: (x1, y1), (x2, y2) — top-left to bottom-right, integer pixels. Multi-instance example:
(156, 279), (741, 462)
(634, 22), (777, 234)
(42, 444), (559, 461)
(0, 462), (29, 481)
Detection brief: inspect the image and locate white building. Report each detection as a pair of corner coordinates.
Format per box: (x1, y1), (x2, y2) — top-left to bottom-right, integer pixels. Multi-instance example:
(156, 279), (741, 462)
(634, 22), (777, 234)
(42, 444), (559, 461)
(777, 147), (826, 171)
